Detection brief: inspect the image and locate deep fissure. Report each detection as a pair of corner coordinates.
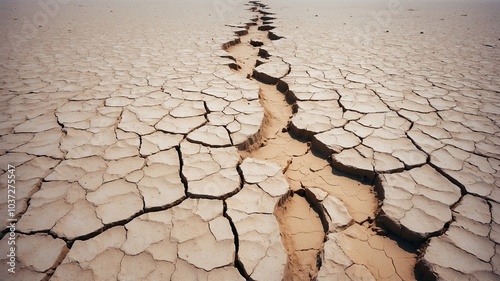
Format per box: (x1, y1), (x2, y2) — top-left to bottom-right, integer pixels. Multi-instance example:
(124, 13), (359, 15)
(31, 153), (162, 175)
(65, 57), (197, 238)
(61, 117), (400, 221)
(223, 2), (327, 280)
(221, 1), (427, 280)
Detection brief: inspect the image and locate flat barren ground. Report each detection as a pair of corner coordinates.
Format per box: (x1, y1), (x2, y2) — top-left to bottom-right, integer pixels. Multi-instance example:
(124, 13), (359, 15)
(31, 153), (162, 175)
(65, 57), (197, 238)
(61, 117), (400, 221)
(0, 0), (499, 280)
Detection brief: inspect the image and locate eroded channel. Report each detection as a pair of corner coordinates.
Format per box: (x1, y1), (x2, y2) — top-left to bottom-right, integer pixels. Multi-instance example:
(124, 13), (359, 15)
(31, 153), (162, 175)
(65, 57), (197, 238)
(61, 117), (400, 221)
(223, 1), (417, 280)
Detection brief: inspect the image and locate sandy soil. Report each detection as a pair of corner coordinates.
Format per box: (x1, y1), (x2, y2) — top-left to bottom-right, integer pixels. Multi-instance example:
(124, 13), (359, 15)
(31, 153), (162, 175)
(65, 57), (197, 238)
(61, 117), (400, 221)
(226, 10), (417, 280)
(0, 0), (499, 280)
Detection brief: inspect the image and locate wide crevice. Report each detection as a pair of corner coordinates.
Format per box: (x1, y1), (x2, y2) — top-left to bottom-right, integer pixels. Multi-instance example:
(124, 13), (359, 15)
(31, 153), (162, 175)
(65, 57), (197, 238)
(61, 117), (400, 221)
(275, 190), (326, 281)
(220, 1), (427, 280)
(224, 6), (332, 280)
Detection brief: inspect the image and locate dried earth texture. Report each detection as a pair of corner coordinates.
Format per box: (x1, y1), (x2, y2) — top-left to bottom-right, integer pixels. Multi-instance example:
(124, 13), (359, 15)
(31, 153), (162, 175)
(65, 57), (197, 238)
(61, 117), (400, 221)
(0, 0), (499, 280)
(226, 5), (415, 280)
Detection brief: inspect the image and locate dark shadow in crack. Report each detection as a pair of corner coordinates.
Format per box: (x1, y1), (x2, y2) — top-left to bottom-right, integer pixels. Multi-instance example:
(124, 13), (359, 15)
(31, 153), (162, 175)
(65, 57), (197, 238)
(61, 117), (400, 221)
(228, 63), (242, 71)
(258, 25), (275, 31)
(261, 16), (276, 21)
(268, 32), (283, 40)
(250, 39), (264, 47)
(223, 197), (251, 280)
(258, 48), (270, 59)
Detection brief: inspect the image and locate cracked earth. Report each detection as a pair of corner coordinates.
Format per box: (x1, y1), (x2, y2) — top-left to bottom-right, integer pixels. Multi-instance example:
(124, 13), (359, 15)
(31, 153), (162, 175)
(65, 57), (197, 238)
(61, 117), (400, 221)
(1, 0), (499, 280)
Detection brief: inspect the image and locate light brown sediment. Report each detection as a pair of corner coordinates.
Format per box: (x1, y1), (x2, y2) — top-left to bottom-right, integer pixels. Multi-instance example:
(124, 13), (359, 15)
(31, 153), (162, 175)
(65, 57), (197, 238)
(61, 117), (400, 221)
(223, 2), (417, 280)
(275, 194), (325, 281)
(225, 8), (327, 280)
(3, 0), (498, 279)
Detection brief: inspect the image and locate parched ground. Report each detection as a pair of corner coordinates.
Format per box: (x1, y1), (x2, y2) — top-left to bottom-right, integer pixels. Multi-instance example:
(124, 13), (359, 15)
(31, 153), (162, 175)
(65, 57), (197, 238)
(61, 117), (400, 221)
(0, 0), (499, 280)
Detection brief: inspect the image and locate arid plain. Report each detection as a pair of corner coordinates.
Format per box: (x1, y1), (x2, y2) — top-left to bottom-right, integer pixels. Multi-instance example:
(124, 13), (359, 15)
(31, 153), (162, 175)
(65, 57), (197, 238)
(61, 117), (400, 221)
(0, 0), (499, 280)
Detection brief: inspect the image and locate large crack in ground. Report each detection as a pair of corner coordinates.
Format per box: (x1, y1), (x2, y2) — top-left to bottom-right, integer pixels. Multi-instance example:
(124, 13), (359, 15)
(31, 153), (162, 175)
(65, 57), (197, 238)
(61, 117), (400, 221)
(223, 1), (419, 280)
(224, 4), (327, 280)
(2, 0), (498, 280)
(227, 3), (325, 280)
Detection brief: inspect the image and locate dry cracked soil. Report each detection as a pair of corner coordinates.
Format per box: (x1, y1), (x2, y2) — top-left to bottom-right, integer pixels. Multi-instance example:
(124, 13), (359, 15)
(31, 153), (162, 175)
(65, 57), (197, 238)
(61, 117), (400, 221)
(0, 0), (499, 280)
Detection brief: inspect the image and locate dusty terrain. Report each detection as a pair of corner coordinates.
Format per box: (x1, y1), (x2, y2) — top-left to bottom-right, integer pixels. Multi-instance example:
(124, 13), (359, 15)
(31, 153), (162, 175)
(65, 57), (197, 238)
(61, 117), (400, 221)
(0, 0), (499, 280)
